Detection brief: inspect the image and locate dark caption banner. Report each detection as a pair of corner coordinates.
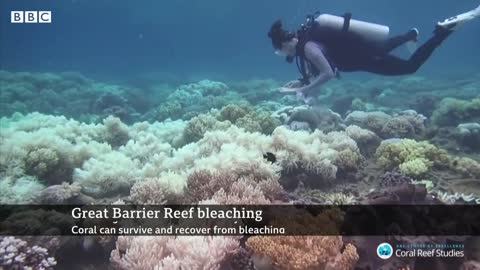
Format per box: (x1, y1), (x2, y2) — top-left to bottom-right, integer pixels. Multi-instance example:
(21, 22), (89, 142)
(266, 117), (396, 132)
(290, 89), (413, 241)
(0, 205), (479, 236)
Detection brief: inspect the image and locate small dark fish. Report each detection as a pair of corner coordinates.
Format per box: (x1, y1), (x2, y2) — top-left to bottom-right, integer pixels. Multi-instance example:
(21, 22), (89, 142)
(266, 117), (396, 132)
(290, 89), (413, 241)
(263, 152), (276, 164)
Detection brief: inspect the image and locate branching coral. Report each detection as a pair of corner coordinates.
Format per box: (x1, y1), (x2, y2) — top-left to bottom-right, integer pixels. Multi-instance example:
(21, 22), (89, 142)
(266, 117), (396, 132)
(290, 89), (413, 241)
(271, 127), (362, 181)
(184, 169), (282, 204)
(129, 172), (185, 204)
(205, 178), (271, 205)
(0, 236), (57, 270)
(246, 236), (358, 270)
(110, 236), (239, 270)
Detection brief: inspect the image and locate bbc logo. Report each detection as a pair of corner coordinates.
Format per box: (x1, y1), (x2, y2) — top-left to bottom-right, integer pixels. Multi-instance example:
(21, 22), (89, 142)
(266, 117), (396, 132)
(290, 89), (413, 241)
(11, 11), (52, 23)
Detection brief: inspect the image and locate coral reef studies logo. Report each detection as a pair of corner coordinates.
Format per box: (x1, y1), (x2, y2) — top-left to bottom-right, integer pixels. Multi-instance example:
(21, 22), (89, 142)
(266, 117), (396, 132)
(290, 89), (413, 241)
(377, 242), (393, 259)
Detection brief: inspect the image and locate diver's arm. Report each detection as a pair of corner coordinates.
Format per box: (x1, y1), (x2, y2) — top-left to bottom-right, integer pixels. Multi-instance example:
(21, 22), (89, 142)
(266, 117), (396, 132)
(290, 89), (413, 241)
(296, 42), (335, 93)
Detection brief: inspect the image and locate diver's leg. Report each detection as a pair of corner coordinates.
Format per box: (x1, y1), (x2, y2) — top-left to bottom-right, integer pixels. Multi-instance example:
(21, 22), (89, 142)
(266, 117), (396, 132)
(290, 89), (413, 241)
(360, 55), (413, 75)
(406, 28), (452, 71)
(382, 28), (419, 52)
(361, 29), (452, 76)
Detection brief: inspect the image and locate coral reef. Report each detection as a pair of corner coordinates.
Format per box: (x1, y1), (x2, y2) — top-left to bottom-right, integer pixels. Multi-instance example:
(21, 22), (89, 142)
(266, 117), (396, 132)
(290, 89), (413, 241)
(431, 97), (480, 127)
(0, 236), (57, 270)
(285, 106), (344, 132)
(110, 236), (239, 270)
(345, 110), (426, 139)
(152, 80), (247, 121)
(375, 139), (449, 178)
(129, 174), (183, 204)
(455, 123), (480, 151)
(2, 70), (480, 269)
(379, 171), (413, 189)
(246, 236), (358, 270)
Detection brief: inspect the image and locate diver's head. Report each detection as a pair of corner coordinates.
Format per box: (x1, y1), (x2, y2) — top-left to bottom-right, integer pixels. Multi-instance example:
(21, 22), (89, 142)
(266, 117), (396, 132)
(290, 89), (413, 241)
(268, 20), (298, 60)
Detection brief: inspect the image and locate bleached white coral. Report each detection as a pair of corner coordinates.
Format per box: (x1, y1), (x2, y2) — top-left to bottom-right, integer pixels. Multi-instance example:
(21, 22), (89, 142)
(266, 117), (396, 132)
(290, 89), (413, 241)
(435, 191), (480, 204)
(129, 119), (186, 148)
(110, 236), (239, 270)
(0, 113), (111, 184)
(205, 178), (270, 205)
(345, 125), (379, 143)
(73, 152), (141, 198)
(0, 176), (44, 204)
(129, 172), (185, 204)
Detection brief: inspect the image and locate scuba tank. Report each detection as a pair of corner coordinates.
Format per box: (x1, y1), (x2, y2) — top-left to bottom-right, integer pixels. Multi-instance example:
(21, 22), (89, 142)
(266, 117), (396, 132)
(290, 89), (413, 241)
(315, 13), (390, 43)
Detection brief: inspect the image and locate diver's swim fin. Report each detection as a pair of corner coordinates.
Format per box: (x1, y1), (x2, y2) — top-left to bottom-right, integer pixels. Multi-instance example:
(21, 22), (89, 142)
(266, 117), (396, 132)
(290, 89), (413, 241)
(437, 4), (480, 31)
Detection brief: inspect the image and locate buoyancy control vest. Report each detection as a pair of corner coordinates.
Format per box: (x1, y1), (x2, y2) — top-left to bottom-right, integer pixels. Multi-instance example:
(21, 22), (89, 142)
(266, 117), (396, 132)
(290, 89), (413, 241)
(293, 12), (390, 85)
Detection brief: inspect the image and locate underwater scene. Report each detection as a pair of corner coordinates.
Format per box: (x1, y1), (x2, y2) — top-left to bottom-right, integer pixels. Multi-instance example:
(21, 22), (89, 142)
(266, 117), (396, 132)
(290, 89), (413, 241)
(1, 0), (480, 269)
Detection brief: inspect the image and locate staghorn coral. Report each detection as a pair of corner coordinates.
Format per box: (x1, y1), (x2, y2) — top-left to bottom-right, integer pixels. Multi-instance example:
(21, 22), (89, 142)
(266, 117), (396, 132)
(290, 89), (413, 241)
(246, 236), (358, 270)
(110, 236), (239, 270)
(0, 236), (57, 270)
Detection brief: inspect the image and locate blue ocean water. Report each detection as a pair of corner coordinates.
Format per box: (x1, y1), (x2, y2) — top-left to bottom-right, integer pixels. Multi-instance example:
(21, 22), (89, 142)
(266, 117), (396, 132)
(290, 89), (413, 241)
(1, 0), (479, 82)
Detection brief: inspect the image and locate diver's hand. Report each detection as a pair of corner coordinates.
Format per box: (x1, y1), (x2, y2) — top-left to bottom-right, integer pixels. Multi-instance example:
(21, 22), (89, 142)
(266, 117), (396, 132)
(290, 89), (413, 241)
(278, 87), (299, 93)
(283, 80), (304, 88)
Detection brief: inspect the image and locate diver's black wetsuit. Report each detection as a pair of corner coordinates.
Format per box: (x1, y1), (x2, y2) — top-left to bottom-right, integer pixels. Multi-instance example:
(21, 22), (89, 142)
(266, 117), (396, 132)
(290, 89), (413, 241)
(302, 25), (452, 77)
(327, 28), (452, 75)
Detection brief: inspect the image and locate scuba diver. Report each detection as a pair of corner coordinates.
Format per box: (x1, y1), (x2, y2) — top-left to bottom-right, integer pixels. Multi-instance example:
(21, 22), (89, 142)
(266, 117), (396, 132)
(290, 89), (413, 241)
(268, 4), (480, 103)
